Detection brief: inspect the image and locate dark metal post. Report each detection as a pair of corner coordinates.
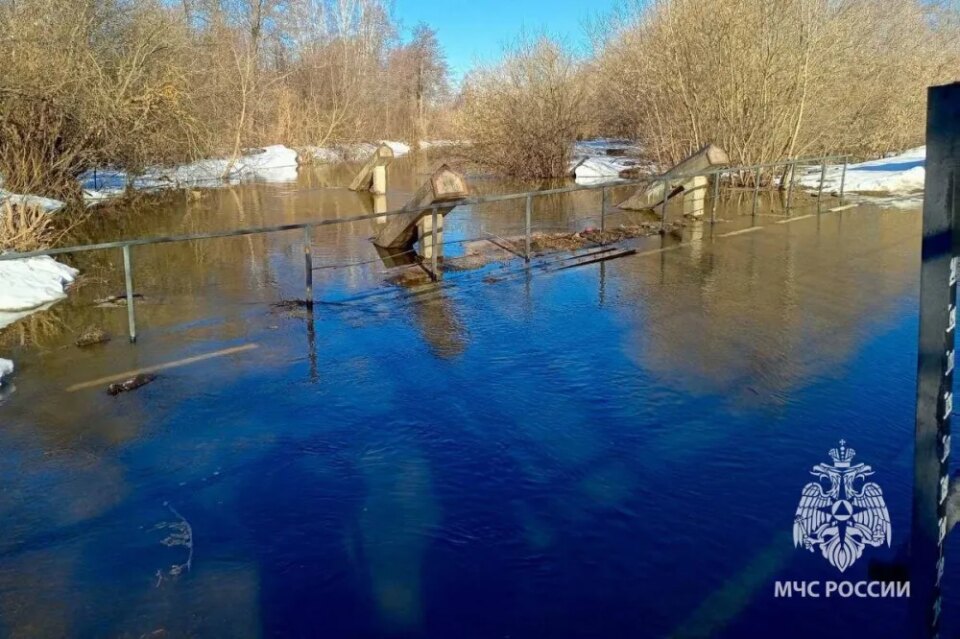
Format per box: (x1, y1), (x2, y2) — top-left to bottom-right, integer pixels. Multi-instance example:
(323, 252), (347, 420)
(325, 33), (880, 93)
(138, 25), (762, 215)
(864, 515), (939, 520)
(816, 159), (827, 213)
(303, 227), (314, 306)
(751, 166), (761, 217)
(711, 171), (720, 224)
(122, 244), (136, 343)
(431, 209), (440, 281)
(839, 157), (848, 205)
(786, 161), (796, 215)
(660, 179), (669, 233)
(911, 81), (960, 639)
(525, 195), (532, 263)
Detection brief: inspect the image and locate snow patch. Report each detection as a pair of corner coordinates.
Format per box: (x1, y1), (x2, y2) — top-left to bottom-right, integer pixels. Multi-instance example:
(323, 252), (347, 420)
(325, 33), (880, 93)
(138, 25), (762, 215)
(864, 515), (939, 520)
(0, 358), (12, 385)
(569, 139), (647, 184)
(0, 190), (66, 213)
(0, 256), (78, 330)
(380, 141), (411, 156)
(81, 145), (302, 203)
(799, 147), (926, 195)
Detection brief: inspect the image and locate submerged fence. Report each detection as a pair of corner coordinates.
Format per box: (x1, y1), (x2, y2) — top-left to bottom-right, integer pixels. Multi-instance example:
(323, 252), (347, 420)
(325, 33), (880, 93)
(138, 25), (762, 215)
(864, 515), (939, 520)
(1, 153), (850, 343)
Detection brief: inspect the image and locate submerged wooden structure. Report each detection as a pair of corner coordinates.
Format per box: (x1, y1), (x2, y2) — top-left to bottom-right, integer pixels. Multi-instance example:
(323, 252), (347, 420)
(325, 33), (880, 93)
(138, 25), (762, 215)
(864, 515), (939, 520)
(372, 164), (468, 256)
(350, 143), (395, 194)
(619, 144), (730, 216)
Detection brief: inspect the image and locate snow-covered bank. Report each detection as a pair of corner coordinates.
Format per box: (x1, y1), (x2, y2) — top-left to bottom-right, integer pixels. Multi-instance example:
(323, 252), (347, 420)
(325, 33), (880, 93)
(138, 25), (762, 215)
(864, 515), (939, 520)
(0, 256), (78, 330)
(569, 139), (648, 184)
(301, 140), (414, 164)
(798, 147), (926, 195)
(0, 358), (12, 385)
(0, 190), (66, 213)
(82, 144), (301, 202)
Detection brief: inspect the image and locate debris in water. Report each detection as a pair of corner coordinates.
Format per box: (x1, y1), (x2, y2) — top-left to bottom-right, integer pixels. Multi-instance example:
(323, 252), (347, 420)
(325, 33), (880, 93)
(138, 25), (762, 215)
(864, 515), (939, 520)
(76, 326), (111, 348)
(95, 292), (146, 308)
(107, 373), (157, 396)
(152, 502), (194, 587)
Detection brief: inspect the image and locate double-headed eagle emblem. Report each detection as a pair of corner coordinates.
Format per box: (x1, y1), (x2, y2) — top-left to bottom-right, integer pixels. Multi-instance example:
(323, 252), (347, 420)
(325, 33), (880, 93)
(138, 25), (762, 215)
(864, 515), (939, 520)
(793, 441), (891, 572)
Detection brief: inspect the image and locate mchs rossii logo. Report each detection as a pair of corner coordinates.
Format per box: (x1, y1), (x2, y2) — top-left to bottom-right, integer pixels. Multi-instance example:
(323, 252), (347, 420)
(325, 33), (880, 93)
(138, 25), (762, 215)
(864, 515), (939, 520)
(793, 440), (892, 572)
(775, 442), (907, 599)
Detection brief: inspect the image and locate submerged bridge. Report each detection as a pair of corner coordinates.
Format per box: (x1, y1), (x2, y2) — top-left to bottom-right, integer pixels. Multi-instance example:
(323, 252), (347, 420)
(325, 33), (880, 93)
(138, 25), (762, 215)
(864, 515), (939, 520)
(3, 82), (959, 638)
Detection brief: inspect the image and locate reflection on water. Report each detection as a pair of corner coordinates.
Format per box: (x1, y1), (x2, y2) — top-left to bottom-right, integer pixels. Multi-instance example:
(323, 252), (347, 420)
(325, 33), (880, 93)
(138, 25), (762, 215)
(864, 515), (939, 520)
(0, 156), (944, 638)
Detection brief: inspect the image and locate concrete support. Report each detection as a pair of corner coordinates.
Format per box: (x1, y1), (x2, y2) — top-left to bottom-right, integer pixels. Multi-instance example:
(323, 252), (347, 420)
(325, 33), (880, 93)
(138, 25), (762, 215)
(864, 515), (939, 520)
(372, 164), (467, 252)
(350, 143), (394, 192)
(683, 175), (708, 217)
(374, 193), (388, 224)
(418, 213), (444, 259)
(372, 165), (387, 195)
(620, 144), (729, 212)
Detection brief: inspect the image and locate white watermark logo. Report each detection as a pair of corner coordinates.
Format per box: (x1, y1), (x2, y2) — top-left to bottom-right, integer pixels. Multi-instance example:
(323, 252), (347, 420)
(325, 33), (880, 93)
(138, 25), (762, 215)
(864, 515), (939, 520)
(792, 441), (892, 572)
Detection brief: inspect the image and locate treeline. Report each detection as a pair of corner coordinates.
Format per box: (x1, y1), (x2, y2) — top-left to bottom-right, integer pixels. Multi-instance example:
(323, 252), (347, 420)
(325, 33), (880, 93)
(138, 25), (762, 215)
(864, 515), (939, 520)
(461, 0), (960, 177)
(0, 0), (450, 199)
(3, 0), (960, 195)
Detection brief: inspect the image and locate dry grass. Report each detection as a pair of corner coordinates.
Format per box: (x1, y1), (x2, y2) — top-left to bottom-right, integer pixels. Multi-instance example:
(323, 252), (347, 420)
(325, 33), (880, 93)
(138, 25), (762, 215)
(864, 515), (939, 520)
(0, 199), (90, 254)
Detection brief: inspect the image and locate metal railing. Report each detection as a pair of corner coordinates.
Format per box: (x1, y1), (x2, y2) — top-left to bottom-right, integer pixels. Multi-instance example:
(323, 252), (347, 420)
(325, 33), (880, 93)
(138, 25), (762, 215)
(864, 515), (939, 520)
(1, 154), (850, 343)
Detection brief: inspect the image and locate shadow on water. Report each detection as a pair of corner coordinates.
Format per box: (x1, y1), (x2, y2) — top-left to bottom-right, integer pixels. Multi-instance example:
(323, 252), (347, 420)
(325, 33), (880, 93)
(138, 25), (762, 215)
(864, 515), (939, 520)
(0, 157), (943, 638)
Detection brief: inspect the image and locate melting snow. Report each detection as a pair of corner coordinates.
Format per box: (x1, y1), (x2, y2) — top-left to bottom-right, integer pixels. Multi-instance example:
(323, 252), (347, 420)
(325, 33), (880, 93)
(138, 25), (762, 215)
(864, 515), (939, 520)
(0, 256), (78, 330)
(798, 147), (926, 195)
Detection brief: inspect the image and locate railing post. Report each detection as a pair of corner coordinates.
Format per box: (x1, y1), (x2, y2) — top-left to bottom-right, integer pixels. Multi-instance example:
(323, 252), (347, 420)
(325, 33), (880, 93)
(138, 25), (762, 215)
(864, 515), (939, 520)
(785, 161), (796, 216)
(303, 227), (314, 306)
(817, 159), (827, 214)
(839, 157), (848, 205)
(431, 208), (440, 281)
(122, 244), (137, 343)
(600, 186), (608, 237)
(751, 166), (761, 217)
(660, 178), (669, 233)
(525, 195), (532, 263)
(711, 171), (720, 224)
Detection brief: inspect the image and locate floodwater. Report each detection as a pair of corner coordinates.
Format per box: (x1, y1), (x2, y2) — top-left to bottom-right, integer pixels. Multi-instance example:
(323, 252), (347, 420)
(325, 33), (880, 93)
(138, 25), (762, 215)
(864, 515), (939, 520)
(0, 153), (954, 638)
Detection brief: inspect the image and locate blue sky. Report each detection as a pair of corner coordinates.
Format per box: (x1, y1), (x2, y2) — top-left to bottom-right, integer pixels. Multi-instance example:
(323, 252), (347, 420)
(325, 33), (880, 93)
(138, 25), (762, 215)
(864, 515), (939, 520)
(393, 0), (621, 83)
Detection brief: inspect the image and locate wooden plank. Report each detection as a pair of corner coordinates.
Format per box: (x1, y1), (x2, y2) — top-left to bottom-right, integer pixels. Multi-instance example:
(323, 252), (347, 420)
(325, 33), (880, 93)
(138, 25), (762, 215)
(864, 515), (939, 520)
(66, 344), (259, 392)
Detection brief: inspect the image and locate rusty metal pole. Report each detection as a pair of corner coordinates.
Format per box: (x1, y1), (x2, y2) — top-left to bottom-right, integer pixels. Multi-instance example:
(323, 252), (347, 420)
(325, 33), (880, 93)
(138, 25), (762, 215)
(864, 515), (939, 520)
(303, 227), (314, 306)
(122, 244), (137, 343)
(525, 195), (532, 263)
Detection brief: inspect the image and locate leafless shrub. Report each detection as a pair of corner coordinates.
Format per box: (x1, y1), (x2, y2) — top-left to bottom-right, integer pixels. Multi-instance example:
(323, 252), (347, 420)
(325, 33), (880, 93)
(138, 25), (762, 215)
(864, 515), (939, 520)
(457, 36), (589, 179)
(592, 0), (960, 172)
(0, 0), (203, 200)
